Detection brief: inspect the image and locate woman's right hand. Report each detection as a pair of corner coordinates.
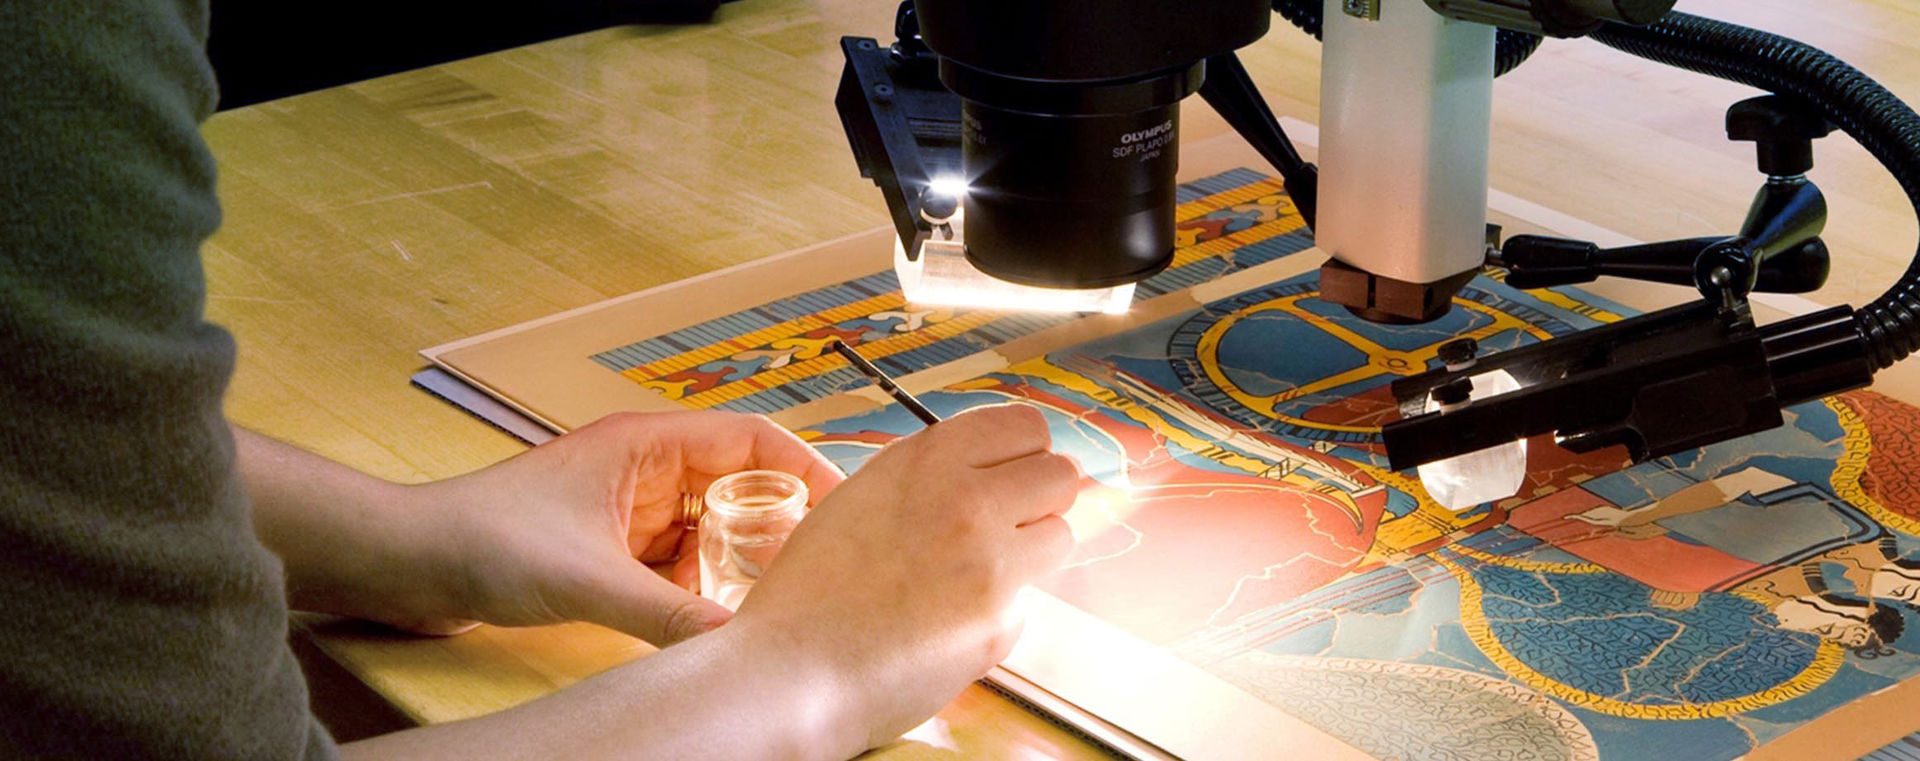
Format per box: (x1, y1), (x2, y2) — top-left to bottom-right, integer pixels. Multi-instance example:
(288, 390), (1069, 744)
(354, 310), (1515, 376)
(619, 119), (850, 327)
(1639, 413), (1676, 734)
(729, 404), (1082, 754)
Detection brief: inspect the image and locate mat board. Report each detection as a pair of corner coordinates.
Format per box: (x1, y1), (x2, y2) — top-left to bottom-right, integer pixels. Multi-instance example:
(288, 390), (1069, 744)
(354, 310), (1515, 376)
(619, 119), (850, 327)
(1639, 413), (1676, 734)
(425, 133), (1920, 760)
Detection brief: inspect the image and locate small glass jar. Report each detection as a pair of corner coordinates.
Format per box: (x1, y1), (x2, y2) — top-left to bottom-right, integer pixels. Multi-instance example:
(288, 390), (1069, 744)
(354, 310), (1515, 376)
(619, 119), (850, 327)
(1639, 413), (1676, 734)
(697, 470), (808, 610)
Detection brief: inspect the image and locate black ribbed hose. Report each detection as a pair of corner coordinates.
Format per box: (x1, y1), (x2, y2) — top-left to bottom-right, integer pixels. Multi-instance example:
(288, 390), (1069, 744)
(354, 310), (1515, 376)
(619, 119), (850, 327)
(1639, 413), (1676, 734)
(1591, 13), (1920, 368)
(1270, 0), (1543, 76)
(1495, 30), (1544, 75)
(1273, 0), (1322, 39)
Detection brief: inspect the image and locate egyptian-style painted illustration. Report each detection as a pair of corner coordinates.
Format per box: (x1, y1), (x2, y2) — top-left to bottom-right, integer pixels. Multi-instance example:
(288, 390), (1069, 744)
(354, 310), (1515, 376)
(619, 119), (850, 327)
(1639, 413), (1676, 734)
(588, 169), (1313, 414)
(1183, 388), (1920, 761)
(617, 169), (1920, 759)
(796, 268), (1920, 760)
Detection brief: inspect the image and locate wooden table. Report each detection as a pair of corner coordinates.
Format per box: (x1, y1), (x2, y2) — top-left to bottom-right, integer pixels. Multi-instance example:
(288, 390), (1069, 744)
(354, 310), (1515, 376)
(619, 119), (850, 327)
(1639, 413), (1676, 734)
(201, 0), (1920, 756)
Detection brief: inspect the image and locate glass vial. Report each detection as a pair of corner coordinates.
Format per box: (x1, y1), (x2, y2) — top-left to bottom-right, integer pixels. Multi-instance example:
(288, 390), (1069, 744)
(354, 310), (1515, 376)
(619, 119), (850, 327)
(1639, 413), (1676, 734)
(698, 470), (808, 610)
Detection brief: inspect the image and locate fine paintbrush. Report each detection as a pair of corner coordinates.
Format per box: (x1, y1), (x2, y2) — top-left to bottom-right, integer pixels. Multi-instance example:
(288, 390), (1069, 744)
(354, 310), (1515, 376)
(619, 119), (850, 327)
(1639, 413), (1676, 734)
(828, 340), (942, 426)
(680, 339), (941, 528)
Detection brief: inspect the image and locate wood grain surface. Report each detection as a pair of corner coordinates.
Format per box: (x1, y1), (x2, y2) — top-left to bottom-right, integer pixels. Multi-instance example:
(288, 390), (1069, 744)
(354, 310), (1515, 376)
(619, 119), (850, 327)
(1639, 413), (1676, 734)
(200, 0), (1920, 756)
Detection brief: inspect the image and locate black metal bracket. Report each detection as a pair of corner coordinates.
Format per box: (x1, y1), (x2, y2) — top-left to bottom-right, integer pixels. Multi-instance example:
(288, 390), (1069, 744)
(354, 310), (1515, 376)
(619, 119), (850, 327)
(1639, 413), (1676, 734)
(834, 5), (962, 261)
(1382, 301), (1874, 470)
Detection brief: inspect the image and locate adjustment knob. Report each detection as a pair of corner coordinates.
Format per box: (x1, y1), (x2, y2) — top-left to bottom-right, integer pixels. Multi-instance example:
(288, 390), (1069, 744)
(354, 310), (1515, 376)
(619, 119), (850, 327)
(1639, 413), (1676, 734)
(1727, 95), (1836, 177)
(1438, 337), (1481, 368)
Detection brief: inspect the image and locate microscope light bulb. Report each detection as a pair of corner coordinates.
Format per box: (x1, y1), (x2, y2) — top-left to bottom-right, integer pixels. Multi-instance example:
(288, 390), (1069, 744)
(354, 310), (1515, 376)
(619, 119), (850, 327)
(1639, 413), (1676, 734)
(926, 176), (970, 199)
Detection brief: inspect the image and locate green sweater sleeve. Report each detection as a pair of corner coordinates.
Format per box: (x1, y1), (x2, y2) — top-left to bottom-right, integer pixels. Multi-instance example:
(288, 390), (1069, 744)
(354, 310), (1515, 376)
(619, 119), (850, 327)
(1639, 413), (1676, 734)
(0, 1), (336, 758)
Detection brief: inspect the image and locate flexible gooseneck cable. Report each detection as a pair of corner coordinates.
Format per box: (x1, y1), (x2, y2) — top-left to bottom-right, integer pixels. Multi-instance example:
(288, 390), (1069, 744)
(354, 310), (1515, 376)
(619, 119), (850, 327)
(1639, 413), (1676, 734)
(1589, 13), (1920, 369)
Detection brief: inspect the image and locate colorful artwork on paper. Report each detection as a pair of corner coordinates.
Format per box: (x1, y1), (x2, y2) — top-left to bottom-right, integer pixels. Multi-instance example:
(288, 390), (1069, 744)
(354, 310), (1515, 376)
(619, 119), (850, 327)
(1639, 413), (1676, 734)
(587, 170), (1314, 414)
(796, 273), (1920, 761)
(601, 168), (1920, 760)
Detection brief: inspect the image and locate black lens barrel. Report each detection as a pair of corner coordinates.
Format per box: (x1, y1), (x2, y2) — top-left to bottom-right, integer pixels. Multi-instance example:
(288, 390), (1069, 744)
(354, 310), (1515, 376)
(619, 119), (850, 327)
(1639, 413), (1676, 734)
(911, 0), (1269, 290)
(961, 98), (1183, 288)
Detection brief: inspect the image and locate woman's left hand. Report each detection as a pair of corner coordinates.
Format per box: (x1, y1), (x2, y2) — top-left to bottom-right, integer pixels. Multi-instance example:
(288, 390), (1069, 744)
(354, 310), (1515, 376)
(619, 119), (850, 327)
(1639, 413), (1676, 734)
(380, 411), (844, 645)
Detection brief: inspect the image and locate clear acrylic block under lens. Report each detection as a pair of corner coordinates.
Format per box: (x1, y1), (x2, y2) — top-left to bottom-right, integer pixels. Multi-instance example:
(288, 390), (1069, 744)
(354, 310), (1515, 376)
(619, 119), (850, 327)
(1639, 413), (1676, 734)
(1417, 368), (1528, 510)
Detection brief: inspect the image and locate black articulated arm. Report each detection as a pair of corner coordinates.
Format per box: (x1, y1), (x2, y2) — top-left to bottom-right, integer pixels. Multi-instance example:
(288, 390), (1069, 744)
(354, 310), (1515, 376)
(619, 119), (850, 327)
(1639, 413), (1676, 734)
(1388, 12), (1920, 471)
(1589, 14), (1920, 370)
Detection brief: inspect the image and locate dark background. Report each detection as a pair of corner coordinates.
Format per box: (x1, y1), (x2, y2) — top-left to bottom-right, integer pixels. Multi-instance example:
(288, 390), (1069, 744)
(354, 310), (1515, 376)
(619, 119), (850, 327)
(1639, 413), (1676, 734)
(207, 0), (726, 110)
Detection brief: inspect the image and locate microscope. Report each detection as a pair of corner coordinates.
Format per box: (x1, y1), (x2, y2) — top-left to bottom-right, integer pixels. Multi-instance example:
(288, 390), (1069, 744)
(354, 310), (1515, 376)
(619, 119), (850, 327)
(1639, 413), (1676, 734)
(836, 0), (1920, 502)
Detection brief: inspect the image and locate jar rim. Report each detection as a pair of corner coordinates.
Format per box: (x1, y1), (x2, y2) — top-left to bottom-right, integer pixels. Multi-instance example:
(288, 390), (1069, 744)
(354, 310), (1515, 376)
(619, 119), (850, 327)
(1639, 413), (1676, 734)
(703, 469), (809, 519)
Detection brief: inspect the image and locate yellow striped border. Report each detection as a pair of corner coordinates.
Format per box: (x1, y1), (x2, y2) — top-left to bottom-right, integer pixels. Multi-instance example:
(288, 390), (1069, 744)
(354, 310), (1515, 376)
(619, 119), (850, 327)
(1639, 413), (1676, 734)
(1174, 178), (1289, 223)
(1170, 206), (1307, 270)
(674, 311), (1003, 408)
(620, 291), (907, 381)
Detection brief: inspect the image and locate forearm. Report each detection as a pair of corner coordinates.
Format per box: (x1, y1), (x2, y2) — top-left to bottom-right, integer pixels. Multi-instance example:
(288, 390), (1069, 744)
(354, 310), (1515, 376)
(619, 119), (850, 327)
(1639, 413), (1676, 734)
(233, 426), (467, 629)
(339, 622), (864, 761)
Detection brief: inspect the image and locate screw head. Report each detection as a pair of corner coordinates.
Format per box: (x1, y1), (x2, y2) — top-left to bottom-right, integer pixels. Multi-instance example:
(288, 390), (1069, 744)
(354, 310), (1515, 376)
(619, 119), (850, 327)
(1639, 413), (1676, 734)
(1341, 0), (1378, 19)
(1433, 378), (1474, 406)
(1437, 337), (1480, 367)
